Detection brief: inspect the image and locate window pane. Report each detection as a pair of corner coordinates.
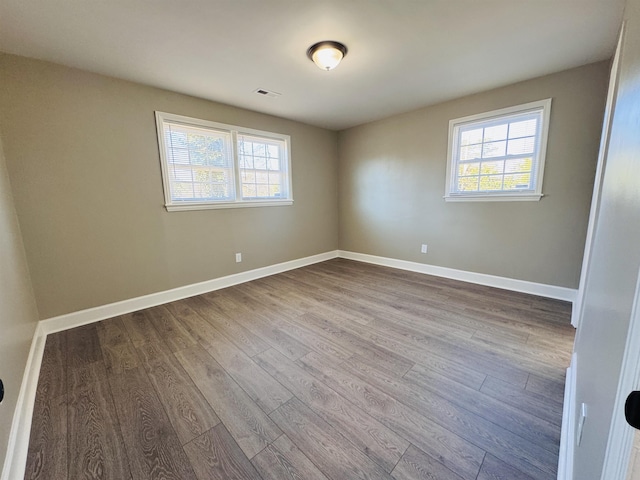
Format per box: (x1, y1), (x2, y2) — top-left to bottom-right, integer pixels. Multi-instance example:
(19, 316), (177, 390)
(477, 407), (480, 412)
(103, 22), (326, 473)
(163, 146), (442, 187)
(242, 184), (256, 198)
(458, 162), (480, 176)
(238, 155), (251, 169)
(193, 183), (212, 198)
(480, 160), (504, 175)
(509, 119), (538, 138)
(241, 170), (255, 183)
(479, 175), (504, 191)
(193, 169), (210, 182)
(167, 130), (188, 149)
(254, 156), (267, 170)
(460, 144), (481, 161)
(238, 140), (252, 155)
(267, 144), (280, 157)
(267, 158), (280, 171)
(253, 143), (266, 157)
(167, 147), (190, 165)
(460, 128), (483, 146)
(503, 173), (532, 190)
(256, 171), (268, 184)
(507, 136), (535, 155)
(172, 182), (195, 199)
(170, 166), (193, 182)
(457, 176), (479, 191)
(270, 185), (281, 197)
(447, 102), (548, 199)
(482, 141), (506, 158)
(163, 122), (234, 202)
(483, 124), (508, 142)
(268, 172), (281, 185)
(238, 134), (287, 200)
(505, 157), (533, 173)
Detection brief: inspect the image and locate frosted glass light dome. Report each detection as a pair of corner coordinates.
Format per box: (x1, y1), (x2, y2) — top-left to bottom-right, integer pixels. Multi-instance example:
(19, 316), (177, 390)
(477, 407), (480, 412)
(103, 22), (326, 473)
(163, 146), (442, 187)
(307, 41), (348, 71)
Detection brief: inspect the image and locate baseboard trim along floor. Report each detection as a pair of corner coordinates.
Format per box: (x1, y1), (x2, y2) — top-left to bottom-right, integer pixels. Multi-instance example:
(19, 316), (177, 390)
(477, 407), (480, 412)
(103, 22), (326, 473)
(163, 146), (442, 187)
(1, 249), (577, 480)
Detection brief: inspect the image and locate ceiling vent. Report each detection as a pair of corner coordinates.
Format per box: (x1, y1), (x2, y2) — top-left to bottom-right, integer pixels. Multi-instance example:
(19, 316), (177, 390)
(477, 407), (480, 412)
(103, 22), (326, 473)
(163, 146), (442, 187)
(254, 88), (281, 99)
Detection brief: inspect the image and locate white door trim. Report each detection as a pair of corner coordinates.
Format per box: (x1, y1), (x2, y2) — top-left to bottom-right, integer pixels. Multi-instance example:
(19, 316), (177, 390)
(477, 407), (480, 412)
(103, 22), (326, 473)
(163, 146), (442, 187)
(571, 23), (624, 328)
(600, 266), (640, 480)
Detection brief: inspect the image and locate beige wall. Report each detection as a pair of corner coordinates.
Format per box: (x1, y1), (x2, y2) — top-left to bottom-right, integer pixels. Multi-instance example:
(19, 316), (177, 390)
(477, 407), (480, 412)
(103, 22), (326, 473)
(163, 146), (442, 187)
(338, 62), (609, 288)
(0, 54), (339, 319)
(573, 0), (640, 476)
(0, 134), (39, 474)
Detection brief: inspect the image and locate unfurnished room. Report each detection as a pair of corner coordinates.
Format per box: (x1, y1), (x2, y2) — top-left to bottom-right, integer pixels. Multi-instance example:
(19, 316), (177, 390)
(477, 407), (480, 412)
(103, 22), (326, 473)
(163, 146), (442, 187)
(1, 1), (640, 479)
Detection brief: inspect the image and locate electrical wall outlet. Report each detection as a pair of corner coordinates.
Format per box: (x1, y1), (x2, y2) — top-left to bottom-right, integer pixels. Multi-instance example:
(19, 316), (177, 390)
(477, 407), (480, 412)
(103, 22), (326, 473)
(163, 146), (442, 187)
(235, 253), (242, 263)
(421, 244), (428, 254)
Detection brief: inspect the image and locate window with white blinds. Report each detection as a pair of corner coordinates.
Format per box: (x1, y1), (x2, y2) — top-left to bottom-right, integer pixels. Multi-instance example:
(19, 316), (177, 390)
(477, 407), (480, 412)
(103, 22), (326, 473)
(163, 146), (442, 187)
(445, 99), (551, 202)
(155, 112), (292, 211)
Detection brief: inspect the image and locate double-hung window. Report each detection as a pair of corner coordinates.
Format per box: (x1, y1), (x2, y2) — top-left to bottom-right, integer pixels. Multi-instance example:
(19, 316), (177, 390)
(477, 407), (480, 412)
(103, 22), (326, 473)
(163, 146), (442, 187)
(155, 112), (292, 211)
(445, 99), (551, 201)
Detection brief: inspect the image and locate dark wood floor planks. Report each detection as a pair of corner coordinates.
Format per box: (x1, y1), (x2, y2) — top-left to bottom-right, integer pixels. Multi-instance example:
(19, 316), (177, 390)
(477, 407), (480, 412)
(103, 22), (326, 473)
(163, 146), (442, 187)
(170, 300), (293, 414)
(251, 433), (329, 480)
(297, 351), (486, 480)
(255, 347), (410, 473)
(305, 353), (558, 479)
(25, 332), (68, 480)
(24, 383), (67, 480)
(108, 366), (198, 480)
(269, 398), (395, 480)
(96, 317), (140, 375)
(25, 258), (574, 479)
(361, 355), (561, 451)
(67, 370), (132, 480)
(173, 344), (282, 459)
(391, 445), (465, 480)
(140, 349), (221, 445)
(182, 423), (262, 480)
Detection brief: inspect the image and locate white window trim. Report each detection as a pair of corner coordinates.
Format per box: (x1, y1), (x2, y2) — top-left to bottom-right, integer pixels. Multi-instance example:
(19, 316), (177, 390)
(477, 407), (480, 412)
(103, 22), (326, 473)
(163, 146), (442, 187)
(444, 98), (552, 202)
(155, 111), (293, 211)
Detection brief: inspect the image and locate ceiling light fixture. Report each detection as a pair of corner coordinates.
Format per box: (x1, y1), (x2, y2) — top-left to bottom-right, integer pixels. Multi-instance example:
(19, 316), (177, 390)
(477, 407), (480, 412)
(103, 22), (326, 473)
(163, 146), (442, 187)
(307, 41), (348, 71)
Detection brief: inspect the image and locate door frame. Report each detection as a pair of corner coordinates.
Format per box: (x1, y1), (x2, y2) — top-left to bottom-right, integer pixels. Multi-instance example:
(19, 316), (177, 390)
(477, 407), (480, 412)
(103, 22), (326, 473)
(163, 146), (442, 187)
(601, 267), (640, 479)
(571, 23), (624, 329)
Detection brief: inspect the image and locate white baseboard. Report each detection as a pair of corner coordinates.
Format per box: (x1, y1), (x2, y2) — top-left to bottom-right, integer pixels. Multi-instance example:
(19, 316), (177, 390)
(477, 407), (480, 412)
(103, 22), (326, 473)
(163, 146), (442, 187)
(1, 324), (46, 480)
(2, 250), (338, 480)
(40, 250), (339, 335)
(558, 353), (577, 480)
(338, 250), (577, 303)
(5, 248), (577, 480)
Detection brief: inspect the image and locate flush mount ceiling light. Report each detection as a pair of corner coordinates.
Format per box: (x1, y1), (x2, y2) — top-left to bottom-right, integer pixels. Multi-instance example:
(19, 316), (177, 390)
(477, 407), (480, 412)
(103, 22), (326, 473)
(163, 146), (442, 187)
(307, 41), (348, 71)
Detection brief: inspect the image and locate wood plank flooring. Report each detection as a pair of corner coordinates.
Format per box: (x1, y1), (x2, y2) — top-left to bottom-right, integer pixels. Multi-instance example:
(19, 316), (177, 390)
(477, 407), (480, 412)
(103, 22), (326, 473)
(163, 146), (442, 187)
(25, 258), (574, 480)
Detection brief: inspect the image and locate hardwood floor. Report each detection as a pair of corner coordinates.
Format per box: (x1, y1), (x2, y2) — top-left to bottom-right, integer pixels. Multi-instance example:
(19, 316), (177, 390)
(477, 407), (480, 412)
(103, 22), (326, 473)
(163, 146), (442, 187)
(25, 259), (574, 480)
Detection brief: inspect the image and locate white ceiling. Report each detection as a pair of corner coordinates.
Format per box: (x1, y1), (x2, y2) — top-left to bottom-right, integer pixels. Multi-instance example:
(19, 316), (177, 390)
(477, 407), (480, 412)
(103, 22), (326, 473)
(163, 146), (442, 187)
(0, 0), (625, 130)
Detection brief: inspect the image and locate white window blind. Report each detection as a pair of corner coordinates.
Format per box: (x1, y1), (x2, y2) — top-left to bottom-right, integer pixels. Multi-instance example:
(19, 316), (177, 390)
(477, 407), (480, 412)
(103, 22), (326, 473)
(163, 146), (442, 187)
(155, 112), (293, 211)
(445, 99), (551, 202)
(162, 122), (235, 202)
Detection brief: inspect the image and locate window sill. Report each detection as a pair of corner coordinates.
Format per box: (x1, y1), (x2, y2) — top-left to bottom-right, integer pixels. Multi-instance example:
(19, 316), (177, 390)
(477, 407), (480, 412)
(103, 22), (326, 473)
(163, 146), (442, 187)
(444, 193), (543, 202)
(165, 200), (294, 211)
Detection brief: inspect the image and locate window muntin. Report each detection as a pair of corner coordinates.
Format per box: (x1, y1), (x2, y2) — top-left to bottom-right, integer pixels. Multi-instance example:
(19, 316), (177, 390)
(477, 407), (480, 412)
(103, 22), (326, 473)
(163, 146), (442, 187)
(445, 99), (551, 202)
(156, 112), (292, 211)
(238, 134), (289, 200)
